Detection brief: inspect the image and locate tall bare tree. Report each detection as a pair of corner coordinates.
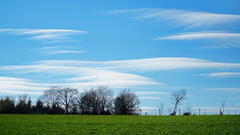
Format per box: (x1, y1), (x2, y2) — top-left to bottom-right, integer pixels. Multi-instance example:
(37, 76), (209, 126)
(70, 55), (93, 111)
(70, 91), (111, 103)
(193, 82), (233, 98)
(41, 86), (60, 108)
(96, 86), (113, 114)
(170, 89), (187, 115)
(57, 87), (78, 114)
(114, 89), (140, 115)
(78, 86), (113, 114)
(78, 89), (97, 114)
(220, 100), (225, 115)
(159, 103), (164, 115)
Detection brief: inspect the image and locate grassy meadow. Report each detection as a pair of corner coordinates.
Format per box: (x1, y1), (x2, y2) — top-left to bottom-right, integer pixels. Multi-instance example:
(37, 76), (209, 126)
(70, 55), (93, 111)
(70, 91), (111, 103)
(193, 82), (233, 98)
(0, 114), (239, 135)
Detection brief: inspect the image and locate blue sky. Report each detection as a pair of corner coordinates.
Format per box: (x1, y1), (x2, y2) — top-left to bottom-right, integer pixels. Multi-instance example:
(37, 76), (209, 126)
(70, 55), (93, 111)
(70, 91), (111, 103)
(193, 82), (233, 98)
(1, 0), (240, 114)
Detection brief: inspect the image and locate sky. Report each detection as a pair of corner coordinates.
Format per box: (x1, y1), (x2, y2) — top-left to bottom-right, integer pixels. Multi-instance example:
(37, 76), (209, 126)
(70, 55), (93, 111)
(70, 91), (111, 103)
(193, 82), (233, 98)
(0, 0), (240, 115)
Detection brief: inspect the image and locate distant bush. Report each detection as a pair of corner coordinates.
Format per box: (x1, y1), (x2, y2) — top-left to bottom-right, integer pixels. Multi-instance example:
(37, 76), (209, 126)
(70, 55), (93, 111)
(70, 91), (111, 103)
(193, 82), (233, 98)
(183, 112), (191, 115)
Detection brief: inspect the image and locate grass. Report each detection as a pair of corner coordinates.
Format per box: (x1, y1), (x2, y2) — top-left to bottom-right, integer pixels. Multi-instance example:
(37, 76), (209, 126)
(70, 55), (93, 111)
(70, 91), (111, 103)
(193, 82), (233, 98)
(0, 114), (240, 135)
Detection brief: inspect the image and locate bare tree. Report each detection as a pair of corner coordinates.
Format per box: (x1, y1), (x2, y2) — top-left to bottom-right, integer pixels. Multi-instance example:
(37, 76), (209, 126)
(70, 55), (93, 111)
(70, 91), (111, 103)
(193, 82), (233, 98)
(41, 86), (60, 108)
(57, 87), (78, 114)
(78, 86), (113, 114)
(95, 86), (113, 114)
(170, 89), (187, 115)
(159, 103), (164, 115)
(220, 100), (225, 115)
(114, 89), (140, 115)
(78, 89), (97, 114)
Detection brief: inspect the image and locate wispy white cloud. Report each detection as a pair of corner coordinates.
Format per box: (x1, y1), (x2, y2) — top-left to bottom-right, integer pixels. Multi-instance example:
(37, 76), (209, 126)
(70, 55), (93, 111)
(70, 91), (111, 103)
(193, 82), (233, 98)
(0, 65), (158, 88)
(205, 88), (240, 92)
(31, 57), (240, 72)
(49, 50), (86, 55)
(139, 96), (161, 100)
(0, 76), (48, 96)
(0, 74), (154, 96)
(140, 106), (158, 110)
(36, 46), (87, 55)
(0, 29), (87, 42)
(109, 8), (240, 28)
(109, 9), (240, 48)
(1, 57), (240, 80)
(1, 57), (240, 92)
(0, 74), (158, 96)
(135, 91), (169, 95)
(66, 70), (159, 88)
(200, 72), (240, 77)
(154, 31), (240, 40)
(154, 31), (240, 48)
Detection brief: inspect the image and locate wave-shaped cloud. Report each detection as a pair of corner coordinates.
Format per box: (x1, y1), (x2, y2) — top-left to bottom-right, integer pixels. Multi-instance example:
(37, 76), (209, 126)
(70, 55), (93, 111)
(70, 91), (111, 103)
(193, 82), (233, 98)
(154, 31), (240, 40)
(1, 57), (240, 94)
(154, 31), (240, 48)
(0, 29), (87, 42)
(108, 8), (240, 28)
(36, 46), (87, 55)
(200, 72), (240, 77)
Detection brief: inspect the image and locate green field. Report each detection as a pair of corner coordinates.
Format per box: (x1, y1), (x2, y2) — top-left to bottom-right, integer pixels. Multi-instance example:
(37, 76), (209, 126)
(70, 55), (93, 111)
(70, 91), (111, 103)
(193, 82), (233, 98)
(0, 114), (239, 135)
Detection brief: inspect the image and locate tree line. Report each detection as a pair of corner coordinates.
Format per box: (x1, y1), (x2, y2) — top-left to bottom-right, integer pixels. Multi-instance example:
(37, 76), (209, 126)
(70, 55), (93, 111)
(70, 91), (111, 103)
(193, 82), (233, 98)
(1, 86), (231, 115)
(0, 86), (140, 115)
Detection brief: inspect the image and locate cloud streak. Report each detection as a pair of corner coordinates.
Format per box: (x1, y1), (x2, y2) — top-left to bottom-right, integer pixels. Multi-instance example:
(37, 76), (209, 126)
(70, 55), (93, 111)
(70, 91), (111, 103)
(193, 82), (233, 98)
(135, 91), (169, 95)
(0, 76), (48, 96)
(66, 70), (159, 87)
(36, 46), (87, 55)
(108, 9), (240, 48)
(109, 8), (240, 28)
(1, 57), (240, 93)
(205, 88), (240, 93)
(30, 57), (240, 72)
(154, 31), (240, 48)
(139, 96), (161, 100)
(2, 57), (240, 76)
(200, 72), (240, 77)
(154, 32), (240, 40)
(0, 29), (87, 42)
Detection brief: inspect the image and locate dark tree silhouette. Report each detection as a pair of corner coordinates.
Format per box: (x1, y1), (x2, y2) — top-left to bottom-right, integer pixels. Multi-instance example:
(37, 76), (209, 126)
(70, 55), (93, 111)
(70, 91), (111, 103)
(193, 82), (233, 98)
(57, 87), (78, 114)
(0, 97), (15, 113)
(95, 86), (113, 114)
(15, 95), (30, 114)
(78, 89), (98, 114)
(78, 86), (113, 114)
(0, 86), (143, 115)
(41, 87), (61, 113)
(114, 89), (140, 115)
(220, 101), (225, 115)
(32, 99), (44, 114)
(40, 87), (69, 114)
(170, 89), (186, 115)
